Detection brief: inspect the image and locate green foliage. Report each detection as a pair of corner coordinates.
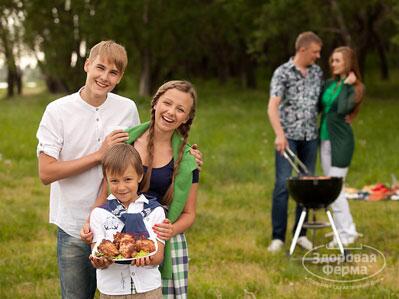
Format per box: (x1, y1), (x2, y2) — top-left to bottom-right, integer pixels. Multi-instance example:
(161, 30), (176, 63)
(0, 77), (399, 298)
(22, 0), (89, 92)
(1, 0), (397, 95)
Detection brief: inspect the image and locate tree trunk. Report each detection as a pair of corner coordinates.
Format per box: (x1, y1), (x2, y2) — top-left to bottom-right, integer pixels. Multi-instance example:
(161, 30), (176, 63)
(139, 49), (151, 97)
(357, 46), (367, 80)
(328, 0), (352, 47)
(44, 75), (67, 94)
(138, 0), (151, 97)
(241, 53), (257, 89)
(7, 69), (15, 97)
(16, 67), (22, 95)
(216, 48), (230, 84)
(374, 33), (389, 80)
(1, 22), (20, 98)
(217, 63), (229, 84)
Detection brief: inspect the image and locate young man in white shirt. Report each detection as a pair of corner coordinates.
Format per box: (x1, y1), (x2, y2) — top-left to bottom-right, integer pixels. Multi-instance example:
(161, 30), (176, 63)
(37, 40), (140, 299)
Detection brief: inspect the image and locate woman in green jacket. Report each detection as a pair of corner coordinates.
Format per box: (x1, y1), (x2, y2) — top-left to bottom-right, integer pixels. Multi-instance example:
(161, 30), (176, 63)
(126, 80), (199, 298)
(320, 47), (364, 247)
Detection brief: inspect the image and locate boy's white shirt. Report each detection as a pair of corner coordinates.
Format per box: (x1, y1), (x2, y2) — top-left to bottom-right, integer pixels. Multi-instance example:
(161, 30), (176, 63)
(36, 90), (140, 238)
(90, 194), (166, 295)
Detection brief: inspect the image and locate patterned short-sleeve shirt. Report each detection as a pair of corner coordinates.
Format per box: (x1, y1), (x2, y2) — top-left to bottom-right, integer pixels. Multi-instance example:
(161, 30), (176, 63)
(269, 58), (323, 141)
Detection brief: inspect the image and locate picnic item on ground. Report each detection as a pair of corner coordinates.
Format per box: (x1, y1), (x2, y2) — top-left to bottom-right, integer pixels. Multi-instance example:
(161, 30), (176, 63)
(344, 175), (399, 201)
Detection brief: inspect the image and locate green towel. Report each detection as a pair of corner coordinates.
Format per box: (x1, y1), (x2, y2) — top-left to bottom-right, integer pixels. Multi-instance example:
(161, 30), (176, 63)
(126, 121), (197, 278)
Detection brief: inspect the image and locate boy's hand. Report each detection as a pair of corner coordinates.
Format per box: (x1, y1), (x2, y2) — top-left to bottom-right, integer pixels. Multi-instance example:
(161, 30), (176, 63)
(89, 254), (113, 269)
(80, 222), (93, 244)
(153, 219), (174, 240)
(132, 256), (152, 267)
(190, 144), (203, 171)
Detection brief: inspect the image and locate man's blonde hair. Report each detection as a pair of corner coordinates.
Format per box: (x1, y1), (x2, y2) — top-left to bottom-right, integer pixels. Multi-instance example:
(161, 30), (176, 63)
(295, 32), (322, 52)
(88, 40), (128, 73)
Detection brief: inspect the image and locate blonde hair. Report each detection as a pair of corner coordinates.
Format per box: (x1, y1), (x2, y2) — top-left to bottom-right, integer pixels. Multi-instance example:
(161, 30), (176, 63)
(330, 46), (364, 103)
(140, 80), (197, 206)
(295, 31), (322, 52)
(102, 144), (143, 179)
(88, 40), (128, 73)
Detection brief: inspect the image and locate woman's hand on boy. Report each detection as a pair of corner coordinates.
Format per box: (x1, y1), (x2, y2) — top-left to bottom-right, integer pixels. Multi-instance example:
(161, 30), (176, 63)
(89, 254), (112, 269)
(153, 219), (174, 240)
(190, 144), (203, 171)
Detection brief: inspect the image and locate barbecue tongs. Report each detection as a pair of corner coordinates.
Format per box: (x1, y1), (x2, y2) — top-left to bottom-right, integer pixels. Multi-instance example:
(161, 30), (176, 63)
(283, 147), (310, 176)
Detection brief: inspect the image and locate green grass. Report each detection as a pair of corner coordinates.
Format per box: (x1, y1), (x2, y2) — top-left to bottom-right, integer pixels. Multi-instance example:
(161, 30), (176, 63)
(0, 77), (399, 298)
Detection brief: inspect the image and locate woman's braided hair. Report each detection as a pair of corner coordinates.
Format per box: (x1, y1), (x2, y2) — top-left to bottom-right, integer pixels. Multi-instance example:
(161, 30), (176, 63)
(140, 80), (197, 206)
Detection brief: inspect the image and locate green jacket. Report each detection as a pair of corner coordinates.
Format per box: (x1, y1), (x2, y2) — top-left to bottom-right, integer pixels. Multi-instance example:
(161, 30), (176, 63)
(322, 79), (357, 167)
(126, 122), (197, 279)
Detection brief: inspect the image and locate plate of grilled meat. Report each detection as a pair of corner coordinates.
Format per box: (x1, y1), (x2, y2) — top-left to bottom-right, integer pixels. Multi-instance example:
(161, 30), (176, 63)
(92, 232), (157, 264)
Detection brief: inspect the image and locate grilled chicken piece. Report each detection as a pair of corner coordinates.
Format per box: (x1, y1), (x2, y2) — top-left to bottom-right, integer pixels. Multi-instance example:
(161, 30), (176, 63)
(113, 232), (135, 248)
(135, 239), (156, 253)
(119, 240), (137, 258)
(97, 239), (119, 257)
(112, 232), (124, 248)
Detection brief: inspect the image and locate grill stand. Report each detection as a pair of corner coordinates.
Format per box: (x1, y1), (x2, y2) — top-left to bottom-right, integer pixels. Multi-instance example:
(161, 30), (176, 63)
(289, 208), (345, 256)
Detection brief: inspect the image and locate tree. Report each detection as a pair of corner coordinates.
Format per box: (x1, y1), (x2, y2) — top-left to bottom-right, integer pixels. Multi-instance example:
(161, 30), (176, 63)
(3, 0), (396, 97)
(326, 0), (396, 80)
(0, 0), (23, 97)
(250, 0), (397, 81)
(250, 0), (325, 73)
(22, 0), (90, 93)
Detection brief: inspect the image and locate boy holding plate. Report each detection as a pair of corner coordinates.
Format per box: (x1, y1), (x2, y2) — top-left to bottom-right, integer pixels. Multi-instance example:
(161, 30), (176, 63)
(90, 143), (165, 298)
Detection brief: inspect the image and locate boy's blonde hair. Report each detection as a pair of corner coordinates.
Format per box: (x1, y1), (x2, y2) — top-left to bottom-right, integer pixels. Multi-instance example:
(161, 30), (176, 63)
(88, 40), (128, 73)
(102, 144), (143, 179)
(295, 31), (322, 52)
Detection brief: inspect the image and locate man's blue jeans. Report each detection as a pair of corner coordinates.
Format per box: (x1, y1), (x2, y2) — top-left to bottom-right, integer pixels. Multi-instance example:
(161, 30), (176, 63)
(271, 139), (317, 242)
(57, 227), (96, 299)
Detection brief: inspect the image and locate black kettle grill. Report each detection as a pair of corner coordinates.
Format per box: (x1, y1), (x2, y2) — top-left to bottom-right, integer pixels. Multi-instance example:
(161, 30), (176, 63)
(287, 176), (343, 209)
(283, 148), (345, 256)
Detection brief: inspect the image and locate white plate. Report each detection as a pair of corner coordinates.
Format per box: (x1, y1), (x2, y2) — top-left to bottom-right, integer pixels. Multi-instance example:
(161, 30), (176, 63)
(92, 237), (158, 264)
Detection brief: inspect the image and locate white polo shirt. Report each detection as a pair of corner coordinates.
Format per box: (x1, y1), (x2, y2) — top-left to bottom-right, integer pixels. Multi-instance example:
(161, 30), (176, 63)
(90, 194), (165, 295)
(36, 90), (140, 238)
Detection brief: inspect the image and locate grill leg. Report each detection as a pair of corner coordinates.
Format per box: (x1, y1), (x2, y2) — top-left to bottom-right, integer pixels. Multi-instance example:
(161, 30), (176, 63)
(289, 209), (307, 255)
(312, 211), (317, 246)
(326, 209), (345, 256)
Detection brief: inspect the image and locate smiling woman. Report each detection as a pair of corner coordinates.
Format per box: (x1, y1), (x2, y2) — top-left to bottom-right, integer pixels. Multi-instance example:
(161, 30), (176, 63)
(154, 88), (193, 132)
(124, 80), (199, 297)
(331, 52), (346, 77)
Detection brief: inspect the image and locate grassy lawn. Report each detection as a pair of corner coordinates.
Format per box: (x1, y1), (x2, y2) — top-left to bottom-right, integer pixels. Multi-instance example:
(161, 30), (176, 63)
(0, 78), (398, 298)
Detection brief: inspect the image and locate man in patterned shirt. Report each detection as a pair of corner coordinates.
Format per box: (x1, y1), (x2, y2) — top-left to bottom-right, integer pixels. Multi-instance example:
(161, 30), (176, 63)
(267, 32), (323, 252)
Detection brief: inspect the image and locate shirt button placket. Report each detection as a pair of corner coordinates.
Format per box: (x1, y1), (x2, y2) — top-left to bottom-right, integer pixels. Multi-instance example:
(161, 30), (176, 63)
(95, 109), (101, 144)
